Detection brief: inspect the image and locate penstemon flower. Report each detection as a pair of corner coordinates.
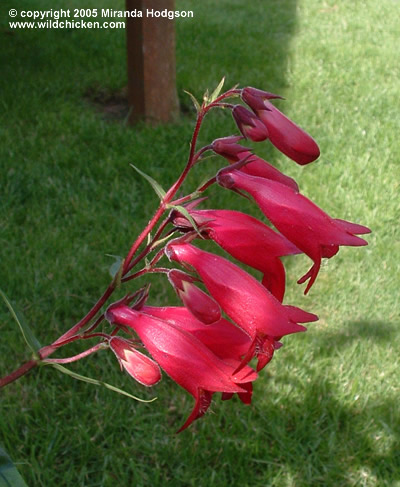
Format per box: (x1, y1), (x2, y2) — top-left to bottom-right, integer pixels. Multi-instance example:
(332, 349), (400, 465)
(172, 208), (301, 301)
(216, 169), (371, 294)
(1, 80), (370, 432)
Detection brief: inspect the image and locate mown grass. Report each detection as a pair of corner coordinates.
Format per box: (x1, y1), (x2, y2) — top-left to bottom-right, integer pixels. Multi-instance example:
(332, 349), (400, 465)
(1, 0), (399, 486)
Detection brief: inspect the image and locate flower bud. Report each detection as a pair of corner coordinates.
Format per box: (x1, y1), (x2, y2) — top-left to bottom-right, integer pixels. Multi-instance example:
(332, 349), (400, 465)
(168, 269), (221, 324)
(232, 105), (269, 142)
(109, 337), (161, 386)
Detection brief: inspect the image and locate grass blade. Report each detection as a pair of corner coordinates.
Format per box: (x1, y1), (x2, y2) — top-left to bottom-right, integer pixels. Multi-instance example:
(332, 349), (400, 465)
(0, 289), (41, 359)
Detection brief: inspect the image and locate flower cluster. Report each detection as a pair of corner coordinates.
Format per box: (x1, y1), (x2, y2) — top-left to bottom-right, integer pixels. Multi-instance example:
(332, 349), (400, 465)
(1, 84), (370, 432)
(105, 86), (370, 431)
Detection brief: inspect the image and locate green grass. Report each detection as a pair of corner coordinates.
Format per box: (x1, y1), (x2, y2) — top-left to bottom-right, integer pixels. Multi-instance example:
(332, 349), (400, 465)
(1, 0), (399, 486)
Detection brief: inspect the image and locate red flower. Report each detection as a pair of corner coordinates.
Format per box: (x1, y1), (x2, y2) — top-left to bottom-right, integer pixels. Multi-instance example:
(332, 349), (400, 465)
(232, 105), (269, 141)
(109, 336), (161, 386)
(140, 305), (251, 362)
(165, 242), (317, 370)
(173, 208), (301, 301)
(168, 269), (221, 324)
(106, 305), (257, 432)
(211, 136), (299, 192)
(217, 169), (371, 293)
(141, 305), (255, 404)
(241, 87), (320, 165)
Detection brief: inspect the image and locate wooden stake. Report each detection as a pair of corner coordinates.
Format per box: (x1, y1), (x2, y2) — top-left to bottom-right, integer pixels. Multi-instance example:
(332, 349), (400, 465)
(125, 0), (180, 124)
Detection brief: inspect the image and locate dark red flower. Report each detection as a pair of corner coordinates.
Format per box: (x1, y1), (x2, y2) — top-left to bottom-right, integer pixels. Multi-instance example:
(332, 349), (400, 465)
(211, 136), (299, 191)
(232, 105), (269, 141)
(241, 87), (320, 165)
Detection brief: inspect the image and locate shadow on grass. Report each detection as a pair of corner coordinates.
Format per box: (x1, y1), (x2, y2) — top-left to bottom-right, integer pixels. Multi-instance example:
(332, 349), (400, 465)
(311, 320), (400, 356)
(253, 375), (399, 486)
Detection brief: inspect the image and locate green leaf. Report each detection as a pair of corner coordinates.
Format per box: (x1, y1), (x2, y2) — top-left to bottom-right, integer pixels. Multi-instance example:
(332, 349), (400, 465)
(48, 363), (157, 403)
(0, 445), (29, 487)
(130, 164), (166, 201)
(209, 76), (226, 103)
(0, 289), (41, 359)
(202, 88), (210, 104)
(183, 90), (201, 113)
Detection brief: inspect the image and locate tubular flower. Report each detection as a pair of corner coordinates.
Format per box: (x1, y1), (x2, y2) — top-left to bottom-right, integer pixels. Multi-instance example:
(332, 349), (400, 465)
(165, 242), (318, 370)
(168, 269), (221, 324)
(106, 305), (257, 432)
(109, 337), (161, 386)
(217, 169), (371, 294)
(141, 306), (255, 405)
(211, 136), (299, 192)
(232, 105), (269, 142)
(140, 306), (251, 363)
(241, 87), (320, 165)
(172, 208), (301, 302)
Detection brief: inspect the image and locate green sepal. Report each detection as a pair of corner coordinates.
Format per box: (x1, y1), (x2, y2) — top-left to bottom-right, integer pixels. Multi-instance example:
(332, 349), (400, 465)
(184, 90), (201, 113)
(130, 164), (166, 201)
(209, 76), (226, 103)
(167, 204), (203, 238)
(0, 289), (41, 359)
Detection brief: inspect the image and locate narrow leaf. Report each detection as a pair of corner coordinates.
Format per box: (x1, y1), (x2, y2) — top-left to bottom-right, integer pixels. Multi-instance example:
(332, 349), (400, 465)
(168, 204), (203, 238)
(0, 289), (41, 359)
(209, 76), (226, 103)
(183, 90), (201, 113)
(203, 88), (210, 104)
(130, 164), (166, 201)
(48, 363), (157, 403)
(0, 446), (29, 487)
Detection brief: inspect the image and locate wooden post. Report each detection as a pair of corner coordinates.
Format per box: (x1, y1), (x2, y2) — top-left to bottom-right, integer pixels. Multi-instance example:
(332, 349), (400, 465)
(125, 0), (180, 124)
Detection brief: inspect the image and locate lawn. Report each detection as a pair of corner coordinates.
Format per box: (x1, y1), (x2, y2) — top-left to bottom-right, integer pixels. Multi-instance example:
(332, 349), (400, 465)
(1, 0), (399, 486)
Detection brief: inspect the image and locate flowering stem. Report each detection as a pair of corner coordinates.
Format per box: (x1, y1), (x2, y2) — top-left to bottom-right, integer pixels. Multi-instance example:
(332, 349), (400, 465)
(0, 359), (38, 388)
(0, 88), (241, 389)
(43, 343), (106, 364)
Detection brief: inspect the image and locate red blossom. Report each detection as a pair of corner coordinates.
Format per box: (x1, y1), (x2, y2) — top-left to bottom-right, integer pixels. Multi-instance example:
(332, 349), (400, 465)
(232, 105), (269, 141)
(168, 269), (221, 324)
(165, 242), (317, 370)
(106, 305), (257, 431)
(109, 336), (161, 386)
(217, 169), (371, 293)
(241, 87), (320, 165)
(211, 136), (299, 191)
(173, 208), (301, 302)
